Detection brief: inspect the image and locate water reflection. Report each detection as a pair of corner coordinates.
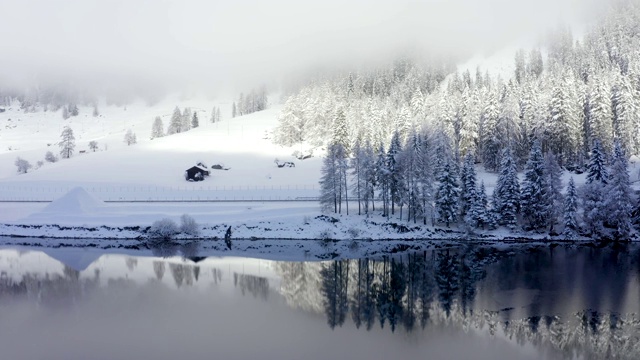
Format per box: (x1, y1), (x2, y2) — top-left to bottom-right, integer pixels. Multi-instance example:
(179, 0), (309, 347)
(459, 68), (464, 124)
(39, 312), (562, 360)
(277, 245), (640, 359)
(0, 244), (638, 359)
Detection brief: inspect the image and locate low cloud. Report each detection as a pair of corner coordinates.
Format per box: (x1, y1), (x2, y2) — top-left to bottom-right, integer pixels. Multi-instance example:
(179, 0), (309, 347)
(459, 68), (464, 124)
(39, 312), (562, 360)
(0, 0), (606, 96)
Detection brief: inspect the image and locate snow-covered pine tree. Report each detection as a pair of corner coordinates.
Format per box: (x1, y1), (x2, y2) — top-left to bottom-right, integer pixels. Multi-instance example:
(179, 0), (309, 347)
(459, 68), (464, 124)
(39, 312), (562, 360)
(435, 161), (459, 227)
(151, 116), (164, 139)
(465, 181), (489, 229)
(494, 148), (520, 229)
(547, 73), (582, 166)
(386, 130), (403, 215)
(337, 142), (349, 215)
(356, 140), (376, 217)
(320, 142), (341, 213)
(351, 138), (366, 215)
(333, 108), (350, 154)
(459, 153), (477, 219)
(238, 93), (245, 116)
(59, 126), (75, 159)
(514, 49), (526, 85)
(376, 143), (390, 217)
(544, 151), (564, 232)
(586, 139), (608, 184)
(404, 130), (423, 223)
(480, 91), (501, 171)
(124, 129), (137, 146)
(520, 141), (550, 230)
(361, 141), (376, 216)
(167, 106), (182, 135)
(274, 96), (304, 146)
(587, 77), (614, 154)
(459, 88), (479, 158)
(527, 48), (544, 78)
(232, 102), (237, 118)
(563, 177), (579, 239)
(605, 141), (634, 239)
(191, 112), (199, 128)
(210, 107), (216, 123)
(611, 74), (638, 155)
(418, 135), (434, 225)
(582, 139), (609, 236)
(181, 108), (192, 132)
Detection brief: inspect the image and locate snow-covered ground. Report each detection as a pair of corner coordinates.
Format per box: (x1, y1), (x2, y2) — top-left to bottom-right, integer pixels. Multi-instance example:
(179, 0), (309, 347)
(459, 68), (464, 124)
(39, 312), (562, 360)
(0, 95), (637, 254)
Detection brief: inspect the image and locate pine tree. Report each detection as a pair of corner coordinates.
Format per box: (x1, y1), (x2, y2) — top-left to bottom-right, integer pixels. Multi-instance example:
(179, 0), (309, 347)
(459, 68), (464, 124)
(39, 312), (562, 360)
(124, 129), (137, 146)
(583, 139), (608, 236)
(59, 126), (76, 159)
(435, 161), (459, 227)
(586, 139), (608, 184)
(404, 131), (423, 223)
(587, 78), (614, 153)
(520, 141), (549, 230)
(514, 49), (526, 84)
(494, 148), (520, 229)
(181, 108), (192, 132)
(353, 140), (375, 216)
(191, 112), (199, 128)
(387, 131), (403, 215)
(548, 74), (581, 165)
(611, 75), (638, 155)
(320, 142), (341, 213)
(605, 141), (634, 239)
(563, 177), (579, 239)
(544, 151), (564, 232)
(151, 116), (164, 139)
(480, 91), (501, 171)
(232, 102), (237, 118)
(465, 181), (489, 229)
(527, 48), (543, 78)
(62, 106), (70, 120)
(168, 106), (182, 135)
(459, 153), (477, 219)
(417, 136), (434, 225)
(376, 143), (390, 217)
(333, 108), (350, 154)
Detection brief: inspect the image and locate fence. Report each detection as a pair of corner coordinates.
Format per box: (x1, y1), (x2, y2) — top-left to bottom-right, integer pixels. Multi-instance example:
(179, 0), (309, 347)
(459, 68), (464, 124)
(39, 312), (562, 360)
(0, 184), (321, 202)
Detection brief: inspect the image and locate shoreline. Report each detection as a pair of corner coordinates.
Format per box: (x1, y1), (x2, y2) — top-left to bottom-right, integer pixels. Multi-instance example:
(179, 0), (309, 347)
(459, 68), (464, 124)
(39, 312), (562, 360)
(0, 220), (630, 261)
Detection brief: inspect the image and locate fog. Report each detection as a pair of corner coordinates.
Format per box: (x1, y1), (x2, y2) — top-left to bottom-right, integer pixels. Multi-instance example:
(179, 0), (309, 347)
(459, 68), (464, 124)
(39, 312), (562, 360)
(0, 0), (606, 95)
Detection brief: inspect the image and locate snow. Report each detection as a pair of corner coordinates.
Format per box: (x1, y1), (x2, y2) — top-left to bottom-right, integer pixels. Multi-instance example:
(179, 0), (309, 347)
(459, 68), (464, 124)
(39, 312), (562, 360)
(0, 95), (635, 251)
(40, 186), (105, 215)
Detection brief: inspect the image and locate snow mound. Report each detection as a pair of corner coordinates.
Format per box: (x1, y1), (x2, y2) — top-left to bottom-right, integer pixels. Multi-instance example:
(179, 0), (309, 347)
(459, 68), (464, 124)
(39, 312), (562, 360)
(41, 187), (105, 215)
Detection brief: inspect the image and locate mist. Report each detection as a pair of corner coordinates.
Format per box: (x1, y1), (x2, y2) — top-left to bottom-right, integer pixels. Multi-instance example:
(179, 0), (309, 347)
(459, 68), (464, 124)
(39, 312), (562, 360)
(0, 0), (606, 97)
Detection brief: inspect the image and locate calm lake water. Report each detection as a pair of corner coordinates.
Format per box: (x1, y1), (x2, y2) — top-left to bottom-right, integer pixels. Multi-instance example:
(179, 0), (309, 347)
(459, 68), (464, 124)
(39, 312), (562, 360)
(0, 243), (639, 359)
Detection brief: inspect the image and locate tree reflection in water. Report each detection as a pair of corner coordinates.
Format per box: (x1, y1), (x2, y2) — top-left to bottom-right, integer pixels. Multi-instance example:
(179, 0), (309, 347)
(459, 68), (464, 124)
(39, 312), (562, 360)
(1, 244), (640, 359)
(278, 244), (640, 359)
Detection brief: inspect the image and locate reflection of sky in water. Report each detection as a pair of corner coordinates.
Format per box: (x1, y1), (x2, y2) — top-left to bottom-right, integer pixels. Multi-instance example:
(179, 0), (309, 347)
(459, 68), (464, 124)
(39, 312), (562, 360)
(0, 245), (638, 360)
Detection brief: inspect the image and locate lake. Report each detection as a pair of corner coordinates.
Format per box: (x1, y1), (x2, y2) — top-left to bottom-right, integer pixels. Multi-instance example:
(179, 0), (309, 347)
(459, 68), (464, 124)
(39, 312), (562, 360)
(0, 243), (638, 359)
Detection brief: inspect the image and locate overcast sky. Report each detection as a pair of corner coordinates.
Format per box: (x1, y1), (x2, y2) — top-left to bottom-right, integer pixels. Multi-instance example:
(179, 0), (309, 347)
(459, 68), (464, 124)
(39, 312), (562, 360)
(0, 0), (606, 95)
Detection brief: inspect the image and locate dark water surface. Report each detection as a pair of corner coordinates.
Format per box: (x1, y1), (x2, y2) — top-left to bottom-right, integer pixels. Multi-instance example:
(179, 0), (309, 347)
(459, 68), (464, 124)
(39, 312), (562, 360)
(0, 243), (638, 359)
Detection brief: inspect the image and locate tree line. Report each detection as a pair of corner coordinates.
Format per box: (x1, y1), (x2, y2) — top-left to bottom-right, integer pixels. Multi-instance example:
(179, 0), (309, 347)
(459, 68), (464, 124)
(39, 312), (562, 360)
(320, 126), (635, 239)
(276, 2), (640, 171)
